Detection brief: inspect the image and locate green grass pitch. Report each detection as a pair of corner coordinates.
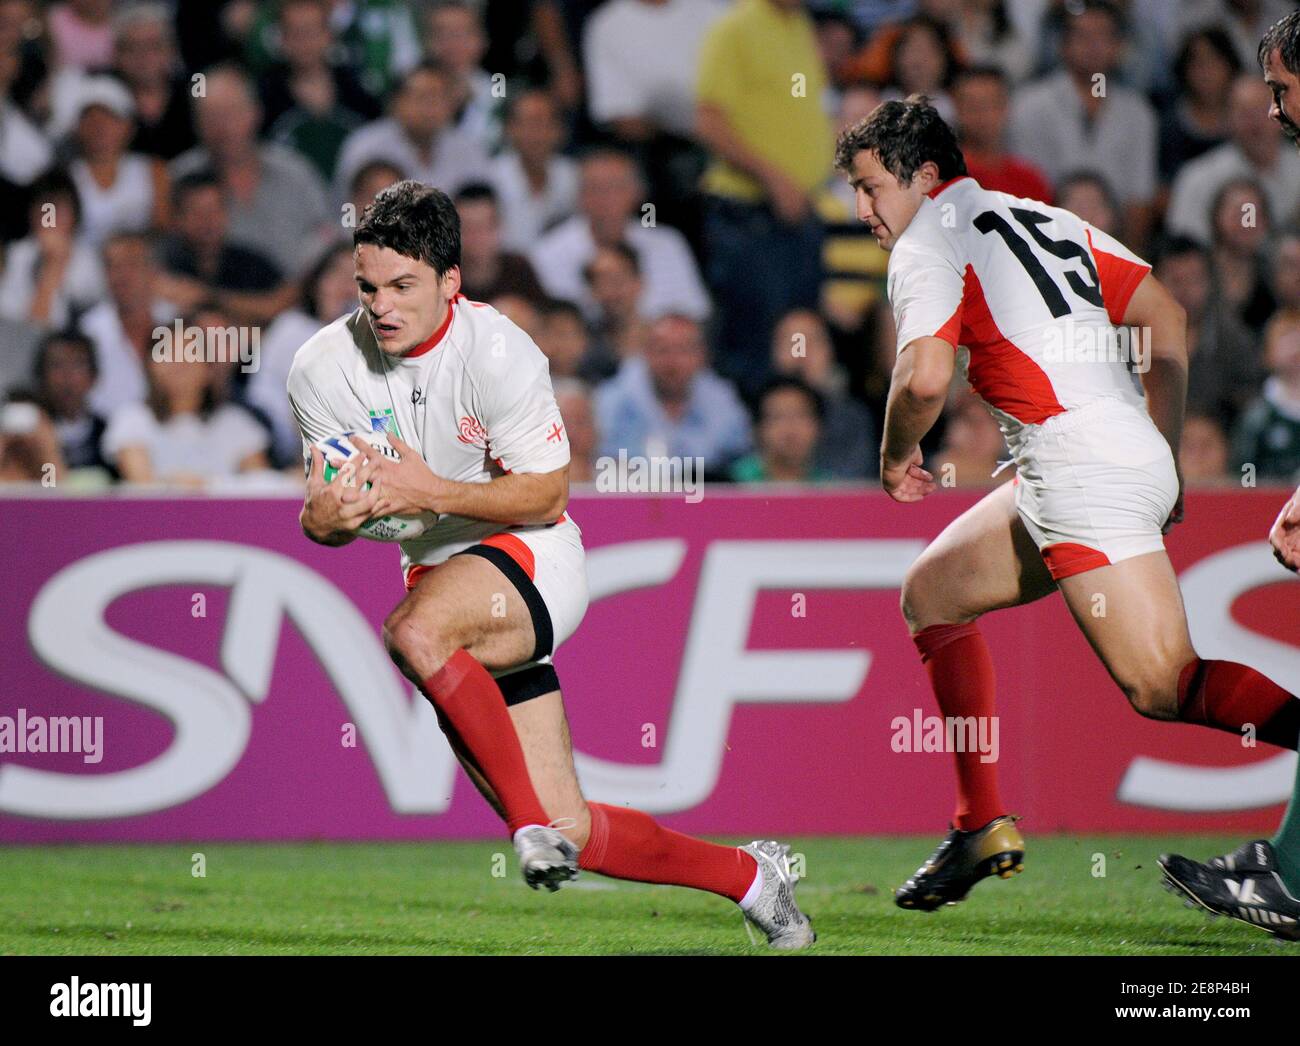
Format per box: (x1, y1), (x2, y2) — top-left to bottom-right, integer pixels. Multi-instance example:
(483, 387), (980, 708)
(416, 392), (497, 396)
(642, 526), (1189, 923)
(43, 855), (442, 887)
(2, 836), (1297, 956)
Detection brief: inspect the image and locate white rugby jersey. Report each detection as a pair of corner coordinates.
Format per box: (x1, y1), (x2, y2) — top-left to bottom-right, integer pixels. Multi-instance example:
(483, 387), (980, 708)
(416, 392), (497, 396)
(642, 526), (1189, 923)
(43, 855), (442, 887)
(887, 176), (1152, 451)
(287, 293), (577, 570)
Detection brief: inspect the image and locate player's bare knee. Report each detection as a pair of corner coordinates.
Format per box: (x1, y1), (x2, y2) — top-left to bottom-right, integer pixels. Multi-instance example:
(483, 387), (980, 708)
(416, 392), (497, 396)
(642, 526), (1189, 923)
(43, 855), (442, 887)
(901, 557), (944, 631)
(383, 609), (459, 680)
(1122, 673), (1180, 720)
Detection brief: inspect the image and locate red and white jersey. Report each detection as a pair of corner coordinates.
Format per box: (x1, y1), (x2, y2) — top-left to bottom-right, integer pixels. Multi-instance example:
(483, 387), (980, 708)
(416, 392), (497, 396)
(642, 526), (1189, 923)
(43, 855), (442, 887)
(887, 175), (1151, 451)
(287, 292), (577, 571)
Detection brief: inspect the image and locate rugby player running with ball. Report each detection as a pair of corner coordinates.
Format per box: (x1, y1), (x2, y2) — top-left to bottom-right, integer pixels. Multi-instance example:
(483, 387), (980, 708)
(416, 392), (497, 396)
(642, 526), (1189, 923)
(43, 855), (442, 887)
(287, 180), (814, 949)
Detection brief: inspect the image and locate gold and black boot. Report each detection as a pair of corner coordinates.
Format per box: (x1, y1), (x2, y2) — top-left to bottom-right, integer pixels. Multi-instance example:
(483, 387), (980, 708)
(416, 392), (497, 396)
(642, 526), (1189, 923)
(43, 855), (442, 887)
(895, 815), (1025, 911)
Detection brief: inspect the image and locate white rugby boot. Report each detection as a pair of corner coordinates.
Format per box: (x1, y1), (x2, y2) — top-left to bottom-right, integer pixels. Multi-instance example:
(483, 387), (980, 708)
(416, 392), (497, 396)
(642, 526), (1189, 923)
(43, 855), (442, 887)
(513, 822), (580, 892)
(739, 840), (816, 950)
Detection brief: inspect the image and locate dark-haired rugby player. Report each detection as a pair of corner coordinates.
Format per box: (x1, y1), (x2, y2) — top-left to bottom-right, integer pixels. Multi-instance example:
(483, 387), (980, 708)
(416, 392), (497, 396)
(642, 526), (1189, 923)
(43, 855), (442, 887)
(285, 180), (815, 948)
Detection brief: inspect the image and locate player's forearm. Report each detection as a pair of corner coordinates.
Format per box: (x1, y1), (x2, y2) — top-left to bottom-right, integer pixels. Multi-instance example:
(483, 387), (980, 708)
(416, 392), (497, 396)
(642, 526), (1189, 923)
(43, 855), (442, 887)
(881, 387), (946, 468)
(1140, 352), (1187, 462)
(1127, 282), (1189, 460)
(881, 341), (953, 467)
(426, 471), (567, 525)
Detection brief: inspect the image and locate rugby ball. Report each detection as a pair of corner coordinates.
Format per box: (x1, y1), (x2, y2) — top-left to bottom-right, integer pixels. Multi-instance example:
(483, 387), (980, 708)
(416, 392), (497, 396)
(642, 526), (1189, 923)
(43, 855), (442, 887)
(313, 431), (436, 542)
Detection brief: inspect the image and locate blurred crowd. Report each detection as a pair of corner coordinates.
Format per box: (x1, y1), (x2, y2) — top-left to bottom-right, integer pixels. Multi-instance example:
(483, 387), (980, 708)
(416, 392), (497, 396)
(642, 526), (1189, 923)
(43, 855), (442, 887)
(1, 0), (1299, 493)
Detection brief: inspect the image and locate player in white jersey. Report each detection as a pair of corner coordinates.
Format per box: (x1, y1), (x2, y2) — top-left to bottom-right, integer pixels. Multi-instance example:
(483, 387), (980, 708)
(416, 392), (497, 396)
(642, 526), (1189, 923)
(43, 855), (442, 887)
(287, 181), (813, 948)
(834, 99), (1300, 913)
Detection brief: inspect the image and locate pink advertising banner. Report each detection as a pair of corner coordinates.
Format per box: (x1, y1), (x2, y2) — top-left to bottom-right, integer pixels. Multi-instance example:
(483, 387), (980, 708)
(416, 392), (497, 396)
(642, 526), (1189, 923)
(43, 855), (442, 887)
(0, 489), (1297, 842)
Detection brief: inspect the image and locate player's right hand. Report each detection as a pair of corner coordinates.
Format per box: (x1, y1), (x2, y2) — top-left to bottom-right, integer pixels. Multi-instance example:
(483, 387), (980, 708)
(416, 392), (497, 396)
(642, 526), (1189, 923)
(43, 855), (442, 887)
(301, 444), (384, 539)
(1161, 466), (1185, 535)
(1269, 486), (1300, 573)
(881, 447), (936, 503)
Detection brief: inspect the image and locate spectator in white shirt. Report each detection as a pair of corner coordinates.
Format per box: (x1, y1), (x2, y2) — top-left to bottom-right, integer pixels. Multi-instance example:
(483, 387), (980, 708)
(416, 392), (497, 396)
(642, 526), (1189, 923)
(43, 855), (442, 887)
(0, 46), (52, 186)
(246, 241), (356, 468)
(334, 61), (491, 203)
(102, 349), (270, 488)
(79, 230), (175, 416)
(1166, 75), (1300, 248)
(529, 147), (710, 323)
(0, 170), (105, 329)
(421, 0), (501, 155)
(1008, 0), (1158, 249)
(583, 0), (727, 252)
(55, 74), (169, 249)
(170, 64), (333, 278)
(583, 0), (727, 141)
(489, 88), (578, 252)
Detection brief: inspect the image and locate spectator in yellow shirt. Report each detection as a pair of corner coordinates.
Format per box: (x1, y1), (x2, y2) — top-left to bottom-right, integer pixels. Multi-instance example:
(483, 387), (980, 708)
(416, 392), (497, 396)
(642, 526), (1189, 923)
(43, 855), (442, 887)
(695, 0), (835, 397)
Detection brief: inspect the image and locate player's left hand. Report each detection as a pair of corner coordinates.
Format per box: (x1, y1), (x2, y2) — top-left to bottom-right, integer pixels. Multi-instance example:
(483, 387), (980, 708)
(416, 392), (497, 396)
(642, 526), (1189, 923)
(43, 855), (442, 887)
(349, 433), (443, 518)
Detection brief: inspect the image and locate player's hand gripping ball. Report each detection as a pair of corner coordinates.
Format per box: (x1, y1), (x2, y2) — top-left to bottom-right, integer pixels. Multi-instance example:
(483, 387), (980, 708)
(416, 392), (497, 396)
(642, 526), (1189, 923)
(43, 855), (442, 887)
(313, 432), (436, 542)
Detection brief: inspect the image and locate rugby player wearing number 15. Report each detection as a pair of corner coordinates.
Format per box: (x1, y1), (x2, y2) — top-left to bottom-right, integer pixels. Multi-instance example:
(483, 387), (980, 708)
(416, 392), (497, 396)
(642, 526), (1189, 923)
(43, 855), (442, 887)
(286, 181), (814, 949)
(837, 99), (1300, 915)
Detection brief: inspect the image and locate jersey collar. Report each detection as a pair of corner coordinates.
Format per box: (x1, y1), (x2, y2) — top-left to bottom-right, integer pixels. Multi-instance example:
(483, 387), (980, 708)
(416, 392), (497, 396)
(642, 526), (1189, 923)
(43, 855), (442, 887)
(927, 175), (972, 200)
(402, 294), (460, 359)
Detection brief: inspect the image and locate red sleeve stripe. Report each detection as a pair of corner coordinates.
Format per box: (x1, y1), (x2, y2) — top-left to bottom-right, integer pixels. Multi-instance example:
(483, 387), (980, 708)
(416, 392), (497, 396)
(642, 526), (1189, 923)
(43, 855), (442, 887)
(1086, 229), (1151, 325)
(933, 302), (963, 348)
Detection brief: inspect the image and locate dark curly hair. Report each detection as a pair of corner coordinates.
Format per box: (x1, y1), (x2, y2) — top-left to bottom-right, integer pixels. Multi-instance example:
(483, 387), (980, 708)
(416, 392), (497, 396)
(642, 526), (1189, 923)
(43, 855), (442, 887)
(833, 95), (967, 186)
(1260, 9), (1300, 74)
(353, 179), (460, 277)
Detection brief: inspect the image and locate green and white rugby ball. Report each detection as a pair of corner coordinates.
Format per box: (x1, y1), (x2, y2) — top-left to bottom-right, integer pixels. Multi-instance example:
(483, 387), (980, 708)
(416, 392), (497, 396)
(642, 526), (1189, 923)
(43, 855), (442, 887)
(314, 431), (435, 542)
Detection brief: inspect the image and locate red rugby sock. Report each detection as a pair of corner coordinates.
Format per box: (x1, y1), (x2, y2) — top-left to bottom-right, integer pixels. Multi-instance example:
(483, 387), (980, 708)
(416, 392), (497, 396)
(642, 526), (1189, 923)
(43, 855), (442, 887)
(913, 622), (1005, 831)
(1177, 658), (1300, 749)
(421, 648), (550, 835)
(578, 802), (759, 903)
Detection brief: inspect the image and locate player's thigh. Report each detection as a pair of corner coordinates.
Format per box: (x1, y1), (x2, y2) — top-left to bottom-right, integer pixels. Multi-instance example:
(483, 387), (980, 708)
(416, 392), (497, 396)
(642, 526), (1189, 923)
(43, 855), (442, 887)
(385, 554), (535, 678)
(1054, 549), (1195, 718)
(901, 480), (1056, 632)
